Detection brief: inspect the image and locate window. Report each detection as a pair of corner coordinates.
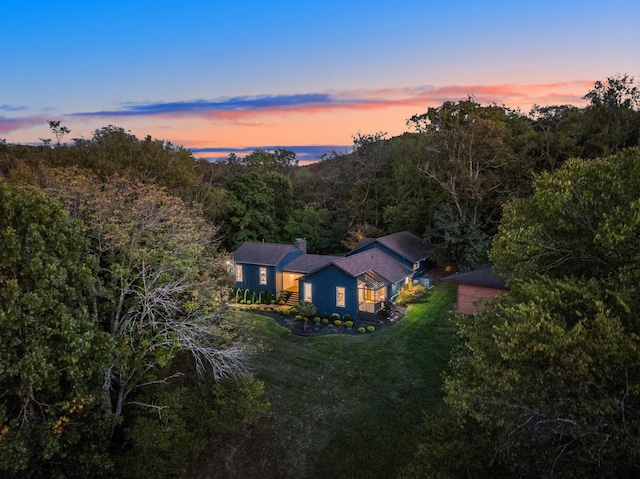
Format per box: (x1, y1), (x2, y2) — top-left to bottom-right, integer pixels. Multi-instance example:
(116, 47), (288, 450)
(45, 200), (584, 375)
(235, 265), (243, 282)
(303, 282), (312, 302)
(336, 286), (345, 307)
(259, 267), (267, 285)
(413, 262), (419, 271)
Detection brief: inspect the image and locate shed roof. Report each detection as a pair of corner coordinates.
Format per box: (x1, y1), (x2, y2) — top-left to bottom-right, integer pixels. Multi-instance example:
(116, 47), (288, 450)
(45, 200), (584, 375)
(334, 248), (412, 284)
(233, 242), (299, 266)
(443, 264), (507, 290)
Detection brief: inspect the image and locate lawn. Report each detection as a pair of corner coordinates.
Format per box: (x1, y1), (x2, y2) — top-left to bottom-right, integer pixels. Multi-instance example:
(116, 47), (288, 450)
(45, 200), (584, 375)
(198, 283), (457, 478)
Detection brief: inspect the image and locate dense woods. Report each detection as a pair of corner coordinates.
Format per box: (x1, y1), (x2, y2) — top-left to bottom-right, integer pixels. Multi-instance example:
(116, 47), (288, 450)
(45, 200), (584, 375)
(1, 74), (639, 477)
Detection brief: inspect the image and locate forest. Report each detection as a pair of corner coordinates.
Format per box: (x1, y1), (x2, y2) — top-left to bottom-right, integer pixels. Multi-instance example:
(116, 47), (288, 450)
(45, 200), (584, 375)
(0, 74), (639, 478)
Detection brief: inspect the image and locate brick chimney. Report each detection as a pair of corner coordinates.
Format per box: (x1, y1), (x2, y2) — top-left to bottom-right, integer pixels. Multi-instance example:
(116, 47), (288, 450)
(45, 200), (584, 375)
(294, 238), (307, 254)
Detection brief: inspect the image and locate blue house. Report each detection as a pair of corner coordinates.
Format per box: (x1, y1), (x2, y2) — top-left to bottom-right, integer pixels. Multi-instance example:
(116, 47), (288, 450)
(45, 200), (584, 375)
(232, 239), (305, 297)
(299, 248), (413, 319)
(232, 231), (431, 319)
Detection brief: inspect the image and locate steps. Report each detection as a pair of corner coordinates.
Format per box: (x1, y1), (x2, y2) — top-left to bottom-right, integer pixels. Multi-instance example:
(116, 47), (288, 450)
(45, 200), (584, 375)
(285, 291), (299, 307)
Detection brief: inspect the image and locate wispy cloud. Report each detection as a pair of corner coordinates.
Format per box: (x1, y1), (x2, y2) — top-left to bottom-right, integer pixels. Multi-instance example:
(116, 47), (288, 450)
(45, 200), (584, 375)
(0, 115), (47, 134)
(0, 105), (27, 112)
(71, 81), (592, 122)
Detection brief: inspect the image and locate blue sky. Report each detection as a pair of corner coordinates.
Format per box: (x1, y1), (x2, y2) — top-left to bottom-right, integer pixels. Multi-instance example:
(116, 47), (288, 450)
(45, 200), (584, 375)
(2, 1), (639, 162)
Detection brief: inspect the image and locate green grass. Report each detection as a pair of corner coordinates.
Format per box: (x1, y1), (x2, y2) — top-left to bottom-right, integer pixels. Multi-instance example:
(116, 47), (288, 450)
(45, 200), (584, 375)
(204, 283), (457, 478)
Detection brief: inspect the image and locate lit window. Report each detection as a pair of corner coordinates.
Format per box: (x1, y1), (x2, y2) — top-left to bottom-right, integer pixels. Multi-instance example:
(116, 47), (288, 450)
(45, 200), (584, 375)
(235, 265), (243, 282)
(336, 286), (345, 307)
(259, 267), (267, 285)
(413, 262), (419, 270)
(304, 282), (312, 302)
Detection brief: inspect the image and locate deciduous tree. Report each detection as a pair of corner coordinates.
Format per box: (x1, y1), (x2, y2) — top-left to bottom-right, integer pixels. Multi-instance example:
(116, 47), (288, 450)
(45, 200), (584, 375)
(0, 181), (113, 477)
(43, 169), (247, 422)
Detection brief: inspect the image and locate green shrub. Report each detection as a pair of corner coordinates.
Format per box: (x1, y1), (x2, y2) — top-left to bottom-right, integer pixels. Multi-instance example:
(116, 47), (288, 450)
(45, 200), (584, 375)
(246, 300), (252, 305)
(281, 308), (291, 315)
(344, 320), (353, 328)
(367, 325), (375, 332)
(251, 292), (257, 304)
(239, 300), (246, 304)
(267, 291), (273, 304)
(396, 282), (428, 306)
(265, 308), (272, 312)
(357, 327), (366, 334)
(278, 300), (285, 305)
(334, 320), (342, 326)
(296, 301), (317, 318)
(313, 317), (321, 323)
(322, 318), (329, 324)
(290, 307), (298, 314)
(331, 312), (340, 321)
(295, 315), (303, 320)
(236, 288), (243, 302)
(259, 291), (265, 304)
(243, 289), (250, 303)
(250, 305), (258, 311)
(342, 314), (351, 321)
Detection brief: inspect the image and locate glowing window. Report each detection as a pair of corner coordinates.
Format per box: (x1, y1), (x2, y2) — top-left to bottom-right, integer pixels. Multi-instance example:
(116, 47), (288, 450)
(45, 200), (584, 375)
(235, 265), (243, 282)
(336, 286), (345, 307)
(303, 282), (312, 302)
(259, 267), (267, 285)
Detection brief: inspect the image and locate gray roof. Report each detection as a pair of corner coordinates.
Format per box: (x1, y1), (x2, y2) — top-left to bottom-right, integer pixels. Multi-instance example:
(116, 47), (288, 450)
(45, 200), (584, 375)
(334, 249), (413, 284)
(233, 242), (299, 266)
(443, 264), (507, 289)
(282, 254), (340, 274)
(352, 231), (430, 263)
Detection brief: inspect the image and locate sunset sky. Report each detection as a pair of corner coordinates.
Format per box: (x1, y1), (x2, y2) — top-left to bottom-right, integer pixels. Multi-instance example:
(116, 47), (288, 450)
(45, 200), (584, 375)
(2, 1), (639, 162)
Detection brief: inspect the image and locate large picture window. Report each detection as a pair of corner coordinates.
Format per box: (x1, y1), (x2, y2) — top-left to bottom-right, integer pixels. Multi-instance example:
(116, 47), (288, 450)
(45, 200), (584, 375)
(259, 267), (267, 285)
(336, 286), (345, 307)
(235, 265), (243, 282)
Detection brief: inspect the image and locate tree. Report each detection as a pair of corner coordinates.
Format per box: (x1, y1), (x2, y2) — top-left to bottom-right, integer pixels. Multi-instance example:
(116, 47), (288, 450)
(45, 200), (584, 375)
(411, 148), (640, 478)
(42, 169), (247, 423)
(491, 148), (640, 279)
(528, 104), (583, 171)
(408, 99), (533, 269)
(47, 120), (71, 146)
(0, 180), (113, 478)
(223, 170), (295, 248)
(69, 126), (201, 195)
(345, 132), (390, 228)
(580, 74), (640, 157)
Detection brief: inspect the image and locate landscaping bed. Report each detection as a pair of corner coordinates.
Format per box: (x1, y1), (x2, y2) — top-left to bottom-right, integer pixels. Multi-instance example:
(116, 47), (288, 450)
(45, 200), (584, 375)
(259, 309), (405, 336)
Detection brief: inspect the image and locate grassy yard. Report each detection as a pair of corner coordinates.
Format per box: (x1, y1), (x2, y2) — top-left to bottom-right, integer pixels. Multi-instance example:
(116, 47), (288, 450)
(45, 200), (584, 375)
(199, 283), (457, 478)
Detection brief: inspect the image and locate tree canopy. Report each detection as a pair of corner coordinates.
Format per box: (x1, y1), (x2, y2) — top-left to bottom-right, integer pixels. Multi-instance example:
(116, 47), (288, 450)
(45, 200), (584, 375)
(407, 148), (640, 478)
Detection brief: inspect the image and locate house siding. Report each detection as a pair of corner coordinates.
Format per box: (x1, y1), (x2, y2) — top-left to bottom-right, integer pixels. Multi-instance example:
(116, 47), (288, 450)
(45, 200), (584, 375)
(300, 265), (359, 319)
(234, 249), (302, 297)
(235, 263), (277, 296)
(456, 284), (503, 315)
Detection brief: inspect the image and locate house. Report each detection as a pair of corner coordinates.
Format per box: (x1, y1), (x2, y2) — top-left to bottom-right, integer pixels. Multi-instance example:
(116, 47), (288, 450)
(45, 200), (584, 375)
(232, 238), (306, 298)
(232, 231), (431, 319)
(443, 264), (507, 315)
(298, 249), (414, 320)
